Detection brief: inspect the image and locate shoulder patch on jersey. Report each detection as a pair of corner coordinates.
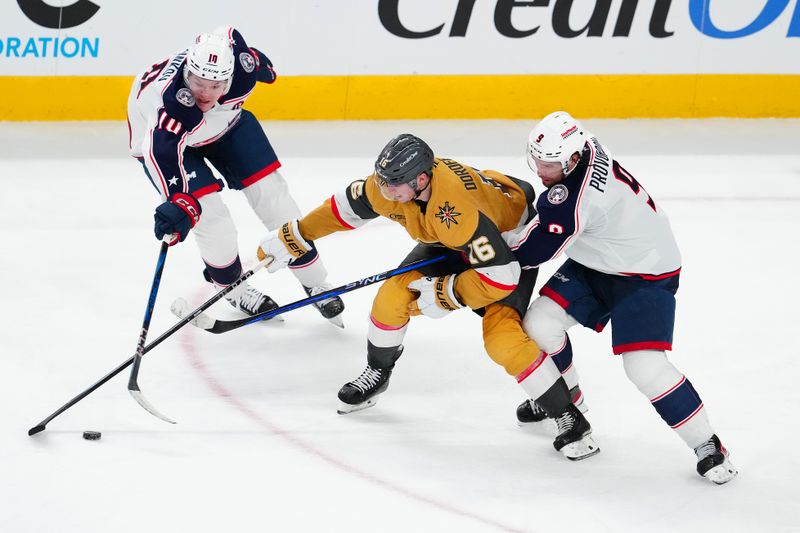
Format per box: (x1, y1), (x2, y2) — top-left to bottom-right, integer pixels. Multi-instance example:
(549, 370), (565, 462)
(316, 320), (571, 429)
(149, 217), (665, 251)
(175, 88), (196, 107)
(239, 52), (255, 73)
(435, 201), (461, 229)
(547, 184), (569, 205)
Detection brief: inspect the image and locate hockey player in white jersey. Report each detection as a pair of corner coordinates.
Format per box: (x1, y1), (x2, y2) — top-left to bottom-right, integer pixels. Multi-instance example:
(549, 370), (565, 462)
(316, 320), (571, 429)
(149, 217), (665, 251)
(127, 27), (344, 325)
(506, 111), (737, 484)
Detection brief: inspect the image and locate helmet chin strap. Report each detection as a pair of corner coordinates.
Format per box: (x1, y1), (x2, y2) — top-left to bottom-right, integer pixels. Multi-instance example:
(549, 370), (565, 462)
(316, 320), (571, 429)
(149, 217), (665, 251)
(561, 150), (583, 177)
(411, 173), (432, 199)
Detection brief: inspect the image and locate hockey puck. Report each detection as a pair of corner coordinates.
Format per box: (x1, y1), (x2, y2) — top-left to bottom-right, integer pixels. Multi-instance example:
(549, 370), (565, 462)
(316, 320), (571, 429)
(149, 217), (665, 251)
(82, 431), (102, 441)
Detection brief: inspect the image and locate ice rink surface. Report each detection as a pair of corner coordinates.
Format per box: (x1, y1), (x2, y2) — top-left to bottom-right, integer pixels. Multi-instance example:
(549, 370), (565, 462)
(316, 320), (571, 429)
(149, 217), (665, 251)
(2, 118), (799, 533)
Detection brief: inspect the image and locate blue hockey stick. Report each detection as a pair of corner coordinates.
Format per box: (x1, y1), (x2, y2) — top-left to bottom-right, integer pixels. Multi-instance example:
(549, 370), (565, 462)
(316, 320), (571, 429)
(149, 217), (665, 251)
(127, 240), (176, 424)
(173, 255), (448, 335)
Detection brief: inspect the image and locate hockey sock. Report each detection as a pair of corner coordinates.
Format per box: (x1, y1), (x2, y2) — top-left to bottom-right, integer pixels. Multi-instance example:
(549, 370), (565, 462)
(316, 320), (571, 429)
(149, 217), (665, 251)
(549, 334), (581, 391)
(622, 350), (714, 448)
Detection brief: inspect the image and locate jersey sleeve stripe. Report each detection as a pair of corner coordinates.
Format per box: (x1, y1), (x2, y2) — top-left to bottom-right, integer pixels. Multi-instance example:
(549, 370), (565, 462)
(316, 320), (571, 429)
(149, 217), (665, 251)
(330, 194), (358, 230)
(476, 271), (517, 291)
(147, 128), (169, 196)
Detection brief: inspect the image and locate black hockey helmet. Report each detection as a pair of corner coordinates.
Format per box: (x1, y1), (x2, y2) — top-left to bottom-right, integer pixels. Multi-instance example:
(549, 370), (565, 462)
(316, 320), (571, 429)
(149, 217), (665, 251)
(374, 133), (434, 187)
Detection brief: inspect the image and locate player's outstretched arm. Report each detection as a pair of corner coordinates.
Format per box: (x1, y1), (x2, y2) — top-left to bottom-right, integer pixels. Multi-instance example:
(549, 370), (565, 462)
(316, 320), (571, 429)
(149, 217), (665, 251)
(257, 220), (313, 272)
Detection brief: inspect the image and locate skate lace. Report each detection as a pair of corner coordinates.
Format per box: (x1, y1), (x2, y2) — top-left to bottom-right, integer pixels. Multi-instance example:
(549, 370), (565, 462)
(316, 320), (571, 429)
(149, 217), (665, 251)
(308, 283), (335, 307)
(694, 438), (717, 461)
(239, 287), (266, 313)
(555, 410), (575, 433)
(350, 366), (383, 393)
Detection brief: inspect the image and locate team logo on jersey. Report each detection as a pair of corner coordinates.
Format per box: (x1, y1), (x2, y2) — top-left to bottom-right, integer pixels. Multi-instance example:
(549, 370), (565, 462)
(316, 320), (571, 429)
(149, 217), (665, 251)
(239, 52), (255, 73)
(547, 184), (569, 205)
(435, 201), (461, 229)
(176, 88), (195, 107)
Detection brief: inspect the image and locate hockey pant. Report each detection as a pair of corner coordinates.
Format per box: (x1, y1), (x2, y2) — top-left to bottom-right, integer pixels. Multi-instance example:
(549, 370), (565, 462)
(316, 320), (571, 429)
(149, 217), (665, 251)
(524, 295), (714, 448)
(368, 270), (573, 416)
(195, 170), (328, 290)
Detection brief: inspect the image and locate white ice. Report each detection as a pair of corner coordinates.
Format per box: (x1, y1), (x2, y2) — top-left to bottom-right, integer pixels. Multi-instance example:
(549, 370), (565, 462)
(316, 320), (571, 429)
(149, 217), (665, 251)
(2, 119), (799, 533)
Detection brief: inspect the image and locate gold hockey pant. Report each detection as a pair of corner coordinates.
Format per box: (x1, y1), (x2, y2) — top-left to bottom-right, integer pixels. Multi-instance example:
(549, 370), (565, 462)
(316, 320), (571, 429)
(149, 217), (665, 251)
(370, 270), (541, 376)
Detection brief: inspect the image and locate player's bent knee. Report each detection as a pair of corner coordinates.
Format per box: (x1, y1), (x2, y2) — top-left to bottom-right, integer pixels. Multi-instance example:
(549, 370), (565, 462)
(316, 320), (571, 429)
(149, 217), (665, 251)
(243, 170), (302, 227)
(621, 350), (682, 397)
(482, 307), (539, 376)
(523, 296), (570, 353)
(484, 334), (536, 377)
(195, 193), (236, 235)
(371, 272), (421, 325)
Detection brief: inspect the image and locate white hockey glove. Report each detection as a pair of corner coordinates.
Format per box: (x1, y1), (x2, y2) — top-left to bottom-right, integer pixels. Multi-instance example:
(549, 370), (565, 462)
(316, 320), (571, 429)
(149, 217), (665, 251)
(257, 220), (313, 273)
(408, 275), (463, 319)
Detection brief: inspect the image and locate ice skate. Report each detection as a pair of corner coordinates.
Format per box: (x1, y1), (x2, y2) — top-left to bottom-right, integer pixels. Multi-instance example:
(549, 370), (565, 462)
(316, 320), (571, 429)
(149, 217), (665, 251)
(226, 284), (280, 319)
(337, 349), (402, 414)
(552, 403), (600, 461)
(517, 386), (588, 434)
(303, 283), (345, 328)
(694, 434), (738, 485)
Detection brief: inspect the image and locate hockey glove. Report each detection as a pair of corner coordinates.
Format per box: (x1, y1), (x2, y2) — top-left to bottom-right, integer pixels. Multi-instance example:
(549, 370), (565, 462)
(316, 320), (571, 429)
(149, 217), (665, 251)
(250, 48), (276, 84)
(154, 192), (201, 246)
(408, 275), (463, 319)
(257, 220), (313, 273)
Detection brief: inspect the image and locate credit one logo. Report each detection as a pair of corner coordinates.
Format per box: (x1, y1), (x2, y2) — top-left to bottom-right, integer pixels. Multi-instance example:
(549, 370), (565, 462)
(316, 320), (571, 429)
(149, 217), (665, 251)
(2, 0), (101, 59)
(378, 0), (800, 39)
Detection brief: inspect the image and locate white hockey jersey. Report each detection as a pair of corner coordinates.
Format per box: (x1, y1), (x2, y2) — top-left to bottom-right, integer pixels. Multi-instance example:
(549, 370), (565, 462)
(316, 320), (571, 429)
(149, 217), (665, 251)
(506, 136), (682, 278)
(127, 27), (267, 198)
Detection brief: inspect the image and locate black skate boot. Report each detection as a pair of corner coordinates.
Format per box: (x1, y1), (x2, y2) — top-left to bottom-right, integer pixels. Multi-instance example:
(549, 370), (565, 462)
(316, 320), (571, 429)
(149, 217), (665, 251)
(337, 347), (403, 414)
(694, 434), (738, 485)
(517, 386), (588, 427)
(303, 283), (345, 328)
(227, 285), (279, 318)
(517, 399), (548, 424)
(552, 403), (600, 461)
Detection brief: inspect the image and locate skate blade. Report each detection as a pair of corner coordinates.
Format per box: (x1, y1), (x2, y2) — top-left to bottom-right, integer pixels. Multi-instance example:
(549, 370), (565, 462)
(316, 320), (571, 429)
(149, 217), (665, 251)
(337, 398), (378, 415)
(560, 435), (601, 461)
(704, 459), (738, 485)
(326, 314), (345, 329)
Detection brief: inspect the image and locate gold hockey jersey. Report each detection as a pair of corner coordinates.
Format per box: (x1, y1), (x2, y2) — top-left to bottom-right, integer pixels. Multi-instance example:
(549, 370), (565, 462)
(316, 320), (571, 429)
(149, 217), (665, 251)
(298, 158), (535, 309)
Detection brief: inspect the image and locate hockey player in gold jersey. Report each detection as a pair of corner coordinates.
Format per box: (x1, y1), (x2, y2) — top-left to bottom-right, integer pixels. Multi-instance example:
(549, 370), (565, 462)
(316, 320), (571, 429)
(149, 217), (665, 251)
(258, 134), (599, 460)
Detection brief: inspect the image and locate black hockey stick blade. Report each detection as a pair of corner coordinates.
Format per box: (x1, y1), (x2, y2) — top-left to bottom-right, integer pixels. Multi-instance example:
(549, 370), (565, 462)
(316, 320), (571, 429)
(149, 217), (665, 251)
(176, 255), (448, 335)
(128, 389), (177, 424)
(27, 258), (271, 436)
(28, 424), (46, 436)
(126, 241), (174, 424)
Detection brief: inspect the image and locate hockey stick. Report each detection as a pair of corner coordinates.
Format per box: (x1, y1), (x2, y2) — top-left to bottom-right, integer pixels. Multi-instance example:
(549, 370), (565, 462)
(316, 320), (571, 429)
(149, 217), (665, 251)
(27, 257), (271, 436)
(127, 240), (175, 424)
(172, 255), (448, 335)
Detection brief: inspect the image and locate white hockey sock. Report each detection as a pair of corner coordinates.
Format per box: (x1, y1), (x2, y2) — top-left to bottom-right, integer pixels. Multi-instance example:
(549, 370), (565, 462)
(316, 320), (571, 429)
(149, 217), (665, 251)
(517, 353), (562, 401)
(368, 315), (409, 349)
(622, 350), (714, 449)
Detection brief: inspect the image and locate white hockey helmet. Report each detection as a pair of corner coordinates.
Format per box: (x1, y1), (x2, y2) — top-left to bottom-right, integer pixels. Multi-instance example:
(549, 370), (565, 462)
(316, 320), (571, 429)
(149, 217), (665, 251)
(185, 32), (234, 86)
(526, 111), (587, 176)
